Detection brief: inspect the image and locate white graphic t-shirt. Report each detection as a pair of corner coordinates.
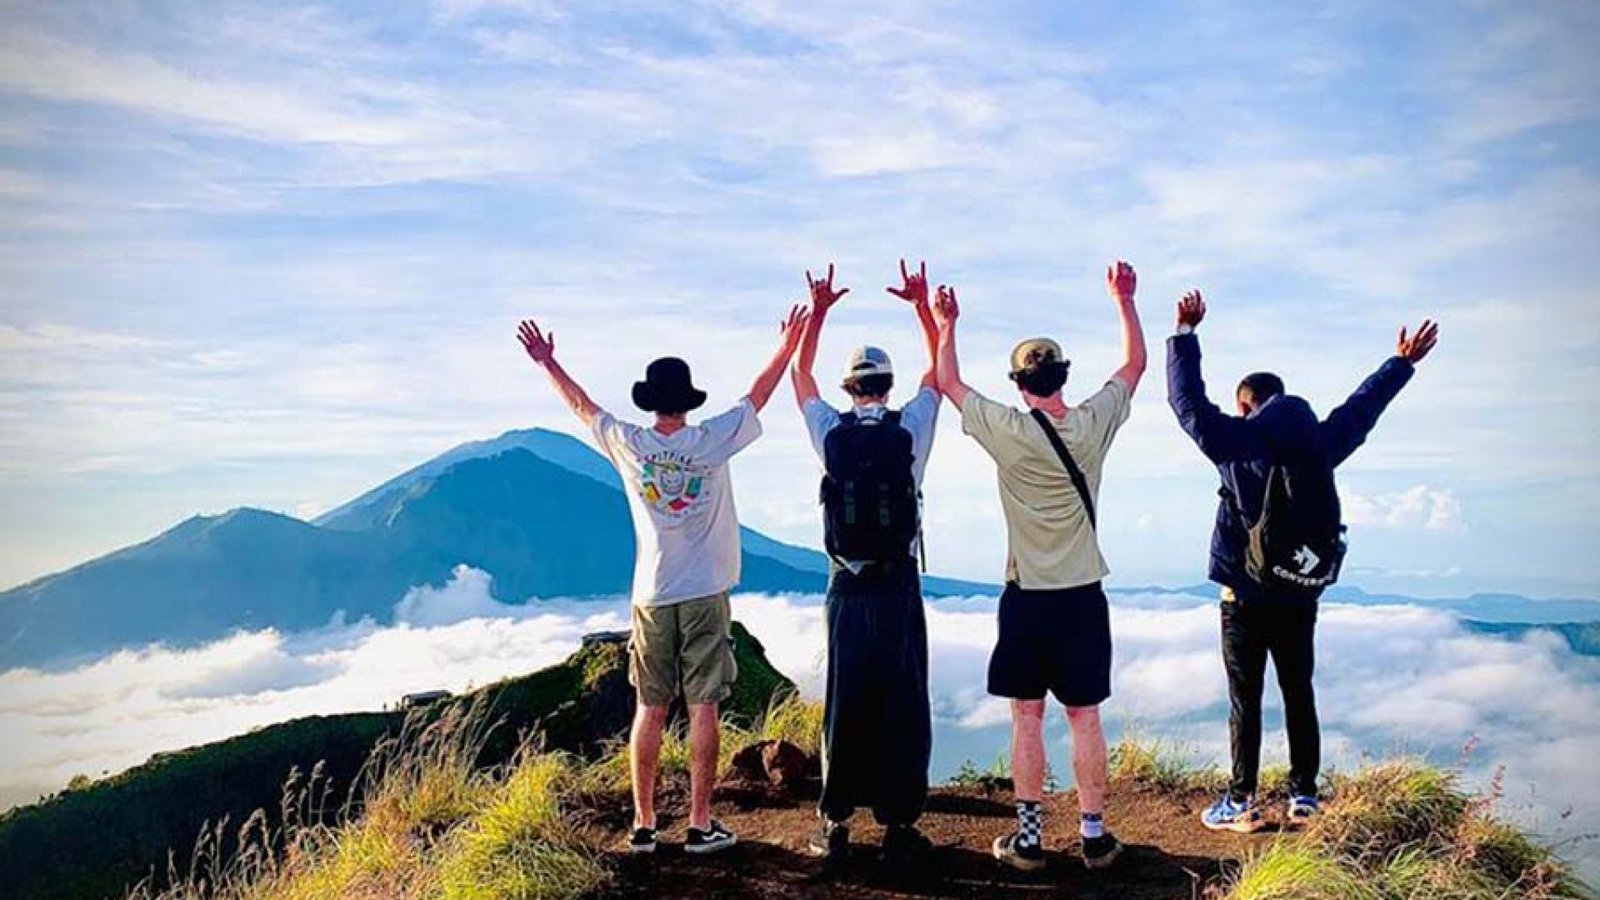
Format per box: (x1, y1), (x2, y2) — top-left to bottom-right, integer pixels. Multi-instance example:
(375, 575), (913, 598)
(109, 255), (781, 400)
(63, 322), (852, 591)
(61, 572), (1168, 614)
(591, 399), (762, 606)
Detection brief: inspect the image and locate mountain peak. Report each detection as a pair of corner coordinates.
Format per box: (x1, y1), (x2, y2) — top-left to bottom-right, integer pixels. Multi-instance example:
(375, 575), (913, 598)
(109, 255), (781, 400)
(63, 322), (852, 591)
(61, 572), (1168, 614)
(314, 426), (618, 532)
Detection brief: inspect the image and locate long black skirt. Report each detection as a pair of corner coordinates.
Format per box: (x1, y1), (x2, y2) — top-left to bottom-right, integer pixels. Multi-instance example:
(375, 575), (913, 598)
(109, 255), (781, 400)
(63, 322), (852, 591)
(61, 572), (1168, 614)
(818, 561), (932, 826)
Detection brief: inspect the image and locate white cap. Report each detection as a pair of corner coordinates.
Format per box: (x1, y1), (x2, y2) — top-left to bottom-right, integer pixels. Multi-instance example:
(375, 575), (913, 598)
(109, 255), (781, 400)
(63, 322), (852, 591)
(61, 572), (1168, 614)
(841, 345), (894, 385)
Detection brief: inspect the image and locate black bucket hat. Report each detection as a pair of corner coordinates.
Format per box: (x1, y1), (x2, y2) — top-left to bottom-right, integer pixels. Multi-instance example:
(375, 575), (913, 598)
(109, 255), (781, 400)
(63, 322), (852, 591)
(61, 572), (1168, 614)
(632, 357), (708, 413)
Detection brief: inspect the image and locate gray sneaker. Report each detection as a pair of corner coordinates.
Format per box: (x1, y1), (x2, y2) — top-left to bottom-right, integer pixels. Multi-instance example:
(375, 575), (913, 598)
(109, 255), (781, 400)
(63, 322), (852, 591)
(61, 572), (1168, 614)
(807, 819), (849, 861)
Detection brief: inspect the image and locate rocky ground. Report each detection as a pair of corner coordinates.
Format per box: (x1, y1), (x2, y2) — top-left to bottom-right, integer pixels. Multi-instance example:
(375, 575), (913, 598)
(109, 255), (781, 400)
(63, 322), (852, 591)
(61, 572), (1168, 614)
(576, 743), (1283, 900)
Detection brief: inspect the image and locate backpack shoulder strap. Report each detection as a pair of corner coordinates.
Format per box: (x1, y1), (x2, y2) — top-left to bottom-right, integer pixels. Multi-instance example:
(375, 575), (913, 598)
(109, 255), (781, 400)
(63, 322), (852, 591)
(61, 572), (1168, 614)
(882, 409), (902, 427)
(839, 410), (858, 427)
(1029, 408), (1097, 529)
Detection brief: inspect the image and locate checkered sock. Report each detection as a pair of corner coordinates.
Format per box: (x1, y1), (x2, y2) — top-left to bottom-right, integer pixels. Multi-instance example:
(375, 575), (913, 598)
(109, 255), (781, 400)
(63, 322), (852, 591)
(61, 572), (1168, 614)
(1015, 800), (1044, 849)
(1080, 811), (1105, 839)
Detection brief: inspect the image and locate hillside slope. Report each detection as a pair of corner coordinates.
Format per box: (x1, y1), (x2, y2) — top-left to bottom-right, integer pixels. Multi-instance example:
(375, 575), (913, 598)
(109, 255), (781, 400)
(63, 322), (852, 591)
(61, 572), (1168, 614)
(0, 623), (793, 900)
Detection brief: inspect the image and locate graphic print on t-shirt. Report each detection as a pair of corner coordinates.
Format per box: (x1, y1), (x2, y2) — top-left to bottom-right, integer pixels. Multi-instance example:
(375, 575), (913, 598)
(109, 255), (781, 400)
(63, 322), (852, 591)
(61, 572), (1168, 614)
(639, 451), (706, 517)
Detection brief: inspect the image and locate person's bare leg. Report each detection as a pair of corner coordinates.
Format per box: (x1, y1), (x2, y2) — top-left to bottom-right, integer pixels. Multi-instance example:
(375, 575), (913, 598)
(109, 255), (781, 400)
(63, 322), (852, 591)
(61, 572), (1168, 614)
(630, 702), (670, 830)
(688, 702), (721, 829)
(1065, 704), (1108, 819)
(1011, 699), (1048, 802)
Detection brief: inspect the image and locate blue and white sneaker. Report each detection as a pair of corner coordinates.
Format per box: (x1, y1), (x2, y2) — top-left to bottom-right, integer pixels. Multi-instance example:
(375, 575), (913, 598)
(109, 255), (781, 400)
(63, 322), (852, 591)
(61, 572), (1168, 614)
(1201, 795), (1265, 833)
(1286, 795), (1319, 827)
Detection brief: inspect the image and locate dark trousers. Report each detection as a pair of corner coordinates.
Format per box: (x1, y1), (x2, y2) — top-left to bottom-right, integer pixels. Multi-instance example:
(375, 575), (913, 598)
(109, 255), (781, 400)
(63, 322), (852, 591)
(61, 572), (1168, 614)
(819, 561), (931, 826)
(1222, 588), (1320, 801)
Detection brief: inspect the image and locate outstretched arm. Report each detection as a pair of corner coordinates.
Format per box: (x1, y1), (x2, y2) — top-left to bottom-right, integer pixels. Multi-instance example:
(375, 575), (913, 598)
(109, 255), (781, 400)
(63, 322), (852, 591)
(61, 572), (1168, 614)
(887, 259), (939, 391)
(1165, 291), (1279, 462)
(791, 263), (849, 410)
(1106, 260), (1148, 392)
(518, 319), (601, 426)
(1321, 319), (1437, 466)
(750, 304), (811, 413)
(931, 284), (973, 408)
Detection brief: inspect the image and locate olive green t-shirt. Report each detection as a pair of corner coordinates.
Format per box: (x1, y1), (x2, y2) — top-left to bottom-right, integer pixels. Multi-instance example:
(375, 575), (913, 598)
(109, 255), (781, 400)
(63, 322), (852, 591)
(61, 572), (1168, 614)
(960, 377), (1133, 589)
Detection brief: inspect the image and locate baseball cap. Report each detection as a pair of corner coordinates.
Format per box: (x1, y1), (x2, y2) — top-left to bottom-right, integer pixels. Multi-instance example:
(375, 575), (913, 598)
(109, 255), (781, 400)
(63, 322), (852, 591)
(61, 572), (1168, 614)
(1009, 337), (1064, 374)
(842, 345), (894, 384)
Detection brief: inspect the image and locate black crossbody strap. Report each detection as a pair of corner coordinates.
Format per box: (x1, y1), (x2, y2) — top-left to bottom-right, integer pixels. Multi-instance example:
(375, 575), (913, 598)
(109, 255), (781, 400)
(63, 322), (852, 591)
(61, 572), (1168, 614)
(1029, 408), (1097, 530)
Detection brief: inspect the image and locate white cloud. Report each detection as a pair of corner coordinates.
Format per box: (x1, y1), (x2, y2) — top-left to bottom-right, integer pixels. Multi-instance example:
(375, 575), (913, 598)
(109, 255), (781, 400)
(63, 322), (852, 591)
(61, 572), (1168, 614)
(394, 565), (517, 626)
(1, 581), (1596, 876)
(1345, 484), (1465, 532)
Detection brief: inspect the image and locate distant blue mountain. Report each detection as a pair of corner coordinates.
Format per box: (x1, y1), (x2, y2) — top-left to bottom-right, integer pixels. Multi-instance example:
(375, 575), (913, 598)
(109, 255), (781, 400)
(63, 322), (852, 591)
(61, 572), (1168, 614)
(1463, 621), (1600, 658)
(1124, 583), (1600, 625)
(315, 429), (620, 530)
(1321, 585), (1600, 624)
(0, 429), (990, 670)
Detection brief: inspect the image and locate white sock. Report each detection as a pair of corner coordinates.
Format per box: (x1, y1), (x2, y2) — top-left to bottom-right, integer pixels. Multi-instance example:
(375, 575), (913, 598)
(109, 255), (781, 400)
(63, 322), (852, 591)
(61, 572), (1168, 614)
(1080, 811), (1105, 839)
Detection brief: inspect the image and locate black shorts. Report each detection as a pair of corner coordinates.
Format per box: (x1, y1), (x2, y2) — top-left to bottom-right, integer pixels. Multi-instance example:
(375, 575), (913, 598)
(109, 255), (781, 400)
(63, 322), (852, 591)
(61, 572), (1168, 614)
(986, 581), (1112, 707)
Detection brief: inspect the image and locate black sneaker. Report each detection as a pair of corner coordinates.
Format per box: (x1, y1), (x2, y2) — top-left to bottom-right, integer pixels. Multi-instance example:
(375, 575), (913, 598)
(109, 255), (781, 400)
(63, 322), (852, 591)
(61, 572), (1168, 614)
(881, 824), (932, 864)
(1081, 831), (1122, 870)
(807, 819), (849, 861)
(628, 826), (657, 854)
(991, 830), (1046, 872)
(684, 819), (737, 855)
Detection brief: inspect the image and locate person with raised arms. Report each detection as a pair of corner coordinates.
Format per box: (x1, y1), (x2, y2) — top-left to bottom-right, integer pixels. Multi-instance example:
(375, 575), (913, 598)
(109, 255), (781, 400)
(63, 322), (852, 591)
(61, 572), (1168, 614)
(1165, 290), (1438, 834)
(930, 262), (1147, 872)
(789, 261), (942, 864)
(516, 305), (810, 856)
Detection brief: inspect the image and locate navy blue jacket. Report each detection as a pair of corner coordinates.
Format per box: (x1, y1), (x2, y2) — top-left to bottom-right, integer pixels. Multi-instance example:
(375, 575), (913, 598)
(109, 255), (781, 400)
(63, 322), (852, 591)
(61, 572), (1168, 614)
(1166, 333), (1415, 590)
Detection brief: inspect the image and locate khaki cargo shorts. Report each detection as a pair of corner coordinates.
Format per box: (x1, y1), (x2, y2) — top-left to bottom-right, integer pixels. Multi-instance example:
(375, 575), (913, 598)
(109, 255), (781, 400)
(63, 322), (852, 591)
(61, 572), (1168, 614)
(629, 591), (738, 707)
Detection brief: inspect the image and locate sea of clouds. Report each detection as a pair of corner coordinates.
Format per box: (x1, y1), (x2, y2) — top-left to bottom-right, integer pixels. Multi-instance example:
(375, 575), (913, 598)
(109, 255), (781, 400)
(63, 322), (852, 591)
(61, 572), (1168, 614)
(2, 566), (1596, 875)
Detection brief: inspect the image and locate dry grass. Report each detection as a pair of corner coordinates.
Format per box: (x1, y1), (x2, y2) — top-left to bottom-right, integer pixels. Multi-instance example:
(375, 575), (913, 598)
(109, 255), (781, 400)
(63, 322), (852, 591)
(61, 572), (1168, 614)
(1223, 758), (1591, 900)
(582, 693), (825, 794)
(124, 705), (606, 900)
(1110, 732), (1229, 795)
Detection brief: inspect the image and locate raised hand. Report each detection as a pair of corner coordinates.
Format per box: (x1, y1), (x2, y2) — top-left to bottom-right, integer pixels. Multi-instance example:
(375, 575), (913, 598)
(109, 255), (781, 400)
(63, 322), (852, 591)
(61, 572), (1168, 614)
(886, 258), (930, 306)
(779, 303), (811, 355)
(517, 319), (557, 367)
(1107, 260), (1137, 304)
(1397, 319), (1439, 364)
(805, 263), (850, 312)
(931, 284), (960, 328)
(1177, 290), (1207, 330)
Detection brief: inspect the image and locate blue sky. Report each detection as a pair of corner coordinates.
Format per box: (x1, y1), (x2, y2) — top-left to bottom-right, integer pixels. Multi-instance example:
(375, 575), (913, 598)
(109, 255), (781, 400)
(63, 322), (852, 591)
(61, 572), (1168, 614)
(1, 0), (1597, 597)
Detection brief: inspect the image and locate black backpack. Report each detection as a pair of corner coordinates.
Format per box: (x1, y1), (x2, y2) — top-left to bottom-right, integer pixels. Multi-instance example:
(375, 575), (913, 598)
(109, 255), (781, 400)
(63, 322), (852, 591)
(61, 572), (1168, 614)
(821, 410), (920, 563)
(1244, 464), (1348, 593)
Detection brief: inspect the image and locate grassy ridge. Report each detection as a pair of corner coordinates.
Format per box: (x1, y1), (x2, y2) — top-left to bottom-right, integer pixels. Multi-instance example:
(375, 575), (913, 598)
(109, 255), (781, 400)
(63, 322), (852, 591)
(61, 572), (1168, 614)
(1109, 739), (1591, 899)
(119, 713), (1588, 900)
(123, 695), (827, 900)
(1234, 760), (1590, 899)
(0, 622), (794, 900)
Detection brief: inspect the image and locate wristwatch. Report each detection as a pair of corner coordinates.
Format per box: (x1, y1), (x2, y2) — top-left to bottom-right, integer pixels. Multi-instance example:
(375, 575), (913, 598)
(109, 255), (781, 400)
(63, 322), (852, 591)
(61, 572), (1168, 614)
(1176, 323), (1195, 336)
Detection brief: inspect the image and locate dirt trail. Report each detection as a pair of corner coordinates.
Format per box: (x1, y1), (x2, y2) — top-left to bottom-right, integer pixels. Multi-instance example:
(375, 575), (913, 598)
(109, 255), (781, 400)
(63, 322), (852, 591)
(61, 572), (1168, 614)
(581, 779), (1288, 900)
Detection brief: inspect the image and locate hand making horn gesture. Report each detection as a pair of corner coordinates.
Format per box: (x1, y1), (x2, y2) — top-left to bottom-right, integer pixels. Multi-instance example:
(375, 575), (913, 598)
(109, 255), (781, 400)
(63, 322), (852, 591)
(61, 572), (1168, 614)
(886, 258), (930, 306)
(805, 263), (850, 313)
